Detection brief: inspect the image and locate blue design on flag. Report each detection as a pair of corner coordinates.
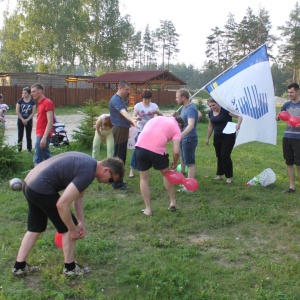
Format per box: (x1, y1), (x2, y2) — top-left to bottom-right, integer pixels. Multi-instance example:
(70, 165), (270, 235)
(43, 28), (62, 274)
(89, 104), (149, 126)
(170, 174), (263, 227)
(234, 85), (268, 119)
(204, 44), (277, 146)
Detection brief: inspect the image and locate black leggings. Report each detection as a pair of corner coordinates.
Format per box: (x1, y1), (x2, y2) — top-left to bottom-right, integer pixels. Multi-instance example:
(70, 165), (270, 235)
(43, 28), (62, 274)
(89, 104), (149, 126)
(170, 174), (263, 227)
(17, 118), (33, 152)
(213, 134), (236, 178)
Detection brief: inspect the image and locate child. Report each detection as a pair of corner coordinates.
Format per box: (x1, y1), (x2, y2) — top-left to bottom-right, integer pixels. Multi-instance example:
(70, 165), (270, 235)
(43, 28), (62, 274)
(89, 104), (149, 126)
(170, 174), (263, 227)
(0, 93), (9, 138)
(0, 93), (9, 120)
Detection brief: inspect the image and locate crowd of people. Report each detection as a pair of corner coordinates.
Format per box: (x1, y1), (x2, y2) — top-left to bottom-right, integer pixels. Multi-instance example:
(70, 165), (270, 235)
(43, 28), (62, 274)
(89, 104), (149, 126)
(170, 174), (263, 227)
(5, 80), (300, 278)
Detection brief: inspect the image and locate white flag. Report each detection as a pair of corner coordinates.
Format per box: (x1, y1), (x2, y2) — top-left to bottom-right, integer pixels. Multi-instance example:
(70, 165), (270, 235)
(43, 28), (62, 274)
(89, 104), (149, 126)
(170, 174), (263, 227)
(205, 45), (277, 146)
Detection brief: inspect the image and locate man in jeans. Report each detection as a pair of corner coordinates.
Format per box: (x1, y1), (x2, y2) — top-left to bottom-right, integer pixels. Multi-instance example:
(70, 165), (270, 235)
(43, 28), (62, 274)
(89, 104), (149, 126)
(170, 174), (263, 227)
(175, 88), (200, 192)
(31, 83), (54, 166)
(109, 80), (137, 190)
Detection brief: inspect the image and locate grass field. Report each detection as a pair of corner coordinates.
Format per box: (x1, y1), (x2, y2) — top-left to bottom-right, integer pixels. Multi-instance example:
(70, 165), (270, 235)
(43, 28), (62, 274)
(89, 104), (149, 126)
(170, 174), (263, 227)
(1, 115), (300, 299)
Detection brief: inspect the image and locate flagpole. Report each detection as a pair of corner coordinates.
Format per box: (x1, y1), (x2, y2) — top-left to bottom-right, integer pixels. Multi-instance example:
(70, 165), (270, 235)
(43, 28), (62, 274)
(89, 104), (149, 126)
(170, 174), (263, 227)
(201, 43), (268, 96)
(176, 43), (268, 113)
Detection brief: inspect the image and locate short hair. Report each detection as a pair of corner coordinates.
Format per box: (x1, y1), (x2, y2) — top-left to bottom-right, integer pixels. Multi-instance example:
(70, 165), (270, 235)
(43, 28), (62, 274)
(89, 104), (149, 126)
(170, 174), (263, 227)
(177, 88), (190, 99)
(287, 82), (299, 90)
(142, 90), (152, 99)
(101, 157), (125, 179)
(207, 98), (217, 104)
(31, 83), (44, 91)
(118, 80), (131, 89)
(175, 116), (184, 128)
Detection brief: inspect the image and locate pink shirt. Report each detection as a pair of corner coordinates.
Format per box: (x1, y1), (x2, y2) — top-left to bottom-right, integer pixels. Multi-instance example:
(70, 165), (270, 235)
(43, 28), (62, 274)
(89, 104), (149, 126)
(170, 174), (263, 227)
(135, 116), (181, 155)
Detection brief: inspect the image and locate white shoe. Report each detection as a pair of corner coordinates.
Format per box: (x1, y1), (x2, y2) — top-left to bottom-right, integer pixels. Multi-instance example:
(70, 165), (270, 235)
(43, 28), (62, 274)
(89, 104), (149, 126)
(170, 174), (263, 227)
(177, 186), (191, 193)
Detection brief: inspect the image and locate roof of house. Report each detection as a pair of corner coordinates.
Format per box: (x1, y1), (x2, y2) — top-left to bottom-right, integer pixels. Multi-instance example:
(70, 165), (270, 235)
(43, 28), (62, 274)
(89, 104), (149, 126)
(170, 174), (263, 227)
(88, 70), (186, 85)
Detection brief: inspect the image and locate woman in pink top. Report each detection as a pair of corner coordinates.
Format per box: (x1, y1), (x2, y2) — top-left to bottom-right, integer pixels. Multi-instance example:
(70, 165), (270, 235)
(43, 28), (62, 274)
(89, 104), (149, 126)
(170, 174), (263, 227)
(135, 116), (184, 216)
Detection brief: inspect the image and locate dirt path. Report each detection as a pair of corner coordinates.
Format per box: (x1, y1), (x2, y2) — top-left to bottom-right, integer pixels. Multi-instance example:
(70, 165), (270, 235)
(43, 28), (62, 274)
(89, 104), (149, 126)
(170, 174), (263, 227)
(4, 110), (174, 149)
(4, 113), (84, 148)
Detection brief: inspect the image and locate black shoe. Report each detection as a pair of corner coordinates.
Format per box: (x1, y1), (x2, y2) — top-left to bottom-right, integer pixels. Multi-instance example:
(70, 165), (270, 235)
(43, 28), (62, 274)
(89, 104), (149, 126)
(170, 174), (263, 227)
(113, 182), (129, 190)
(114, 184), (129, 190)
(282, 188), (295, 194)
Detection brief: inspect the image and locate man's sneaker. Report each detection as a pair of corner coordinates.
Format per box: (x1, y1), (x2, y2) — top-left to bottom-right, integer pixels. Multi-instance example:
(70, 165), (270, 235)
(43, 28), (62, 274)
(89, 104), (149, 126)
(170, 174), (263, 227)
(177, 185), (191, 193)
(12, 263), (39, 277)
(113, 183), (129, 190)
(63, 262), (90, 276)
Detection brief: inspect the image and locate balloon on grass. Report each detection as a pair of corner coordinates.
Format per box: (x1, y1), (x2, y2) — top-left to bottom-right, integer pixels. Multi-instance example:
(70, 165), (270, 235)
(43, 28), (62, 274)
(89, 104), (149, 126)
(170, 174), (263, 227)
(165, 170), (185, 184)
(278, 111), (290, 121)
(176, 164), (188, 173)
(165, 170), (199, 191)
(183, 178), (199, 191)
(54, 232), (63, 249)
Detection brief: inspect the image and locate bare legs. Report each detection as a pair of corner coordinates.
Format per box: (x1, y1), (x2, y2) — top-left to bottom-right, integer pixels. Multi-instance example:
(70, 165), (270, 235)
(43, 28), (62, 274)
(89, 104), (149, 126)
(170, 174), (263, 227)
(286, 165), (300, 190)
(62, 232), (76, 263)
(16, 230), (76, 264)
(16, 231), (41, 262)
(139, 168), (176, 216)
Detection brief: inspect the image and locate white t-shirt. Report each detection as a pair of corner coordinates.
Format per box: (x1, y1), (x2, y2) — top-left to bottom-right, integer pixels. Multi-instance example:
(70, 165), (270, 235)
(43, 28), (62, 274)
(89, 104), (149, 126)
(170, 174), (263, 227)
(134, 102), (159, 132)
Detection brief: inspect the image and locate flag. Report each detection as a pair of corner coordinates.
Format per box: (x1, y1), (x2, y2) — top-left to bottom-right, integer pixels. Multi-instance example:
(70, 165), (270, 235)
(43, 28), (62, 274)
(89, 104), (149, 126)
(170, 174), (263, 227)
(205, 44), (277, 147)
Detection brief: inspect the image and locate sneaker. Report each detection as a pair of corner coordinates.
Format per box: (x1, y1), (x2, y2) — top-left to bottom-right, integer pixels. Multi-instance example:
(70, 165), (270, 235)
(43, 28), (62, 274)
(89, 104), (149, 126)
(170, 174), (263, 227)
(63, 262), (90, 276)
(12, 263), (39, 277)
(177, 186), (191, 193)
(283, 188), (296, 194)
(113, 183), (129, 190)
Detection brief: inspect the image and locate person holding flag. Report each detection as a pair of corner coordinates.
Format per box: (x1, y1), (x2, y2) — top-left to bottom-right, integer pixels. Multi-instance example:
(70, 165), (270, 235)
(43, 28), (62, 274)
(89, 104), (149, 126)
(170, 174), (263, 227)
(206, 98), (242, 184)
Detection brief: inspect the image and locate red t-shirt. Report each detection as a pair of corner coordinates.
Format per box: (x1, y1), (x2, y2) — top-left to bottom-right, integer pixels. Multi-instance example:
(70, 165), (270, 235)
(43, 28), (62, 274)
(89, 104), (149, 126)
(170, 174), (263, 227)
(36, 97), (55, 137)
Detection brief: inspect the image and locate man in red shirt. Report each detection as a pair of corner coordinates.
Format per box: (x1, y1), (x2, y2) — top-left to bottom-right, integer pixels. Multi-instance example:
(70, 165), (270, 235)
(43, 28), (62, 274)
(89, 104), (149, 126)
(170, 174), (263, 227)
(31, 83), (54, 166)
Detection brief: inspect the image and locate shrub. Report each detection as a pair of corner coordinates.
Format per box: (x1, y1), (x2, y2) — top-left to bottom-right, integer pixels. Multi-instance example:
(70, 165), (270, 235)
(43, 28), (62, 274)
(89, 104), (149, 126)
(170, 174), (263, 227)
(194, 99), (209, 123)
(0, 133), (21, 178)
(72, 99), (107, 149)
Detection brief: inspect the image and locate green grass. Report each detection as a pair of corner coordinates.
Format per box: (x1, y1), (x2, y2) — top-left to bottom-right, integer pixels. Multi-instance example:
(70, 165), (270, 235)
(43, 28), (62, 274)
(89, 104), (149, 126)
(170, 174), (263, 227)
(1, 116), (300, 299)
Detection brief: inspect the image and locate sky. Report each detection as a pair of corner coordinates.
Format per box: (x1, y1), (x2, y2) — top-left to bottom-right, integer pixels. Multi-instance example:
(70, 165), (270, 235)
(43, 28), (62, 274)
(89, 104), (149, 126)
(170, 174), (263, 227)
(1, 0), (298, 69)
(119, 0), (298, 68)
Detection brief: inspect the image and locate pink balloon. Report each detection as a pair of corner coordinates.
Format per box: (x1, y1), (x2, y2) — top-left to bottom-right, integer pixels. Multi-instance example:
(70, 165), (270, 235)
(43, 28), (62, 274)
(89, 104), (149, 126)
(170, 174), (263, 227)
(289, 115), (300, 127)
(278, 111), (290, 121)
(183, 178), (199, 191)
(54, 232), (63, 249)
(165, 170), (185, 184)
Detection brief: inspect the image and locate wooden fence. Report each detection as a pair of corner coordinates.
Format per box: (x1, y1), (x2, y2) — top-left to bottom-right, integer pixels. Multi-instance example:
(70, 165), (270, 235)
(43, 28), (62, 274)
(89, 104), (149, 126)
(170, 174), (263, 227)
(0, 86), (177, 108)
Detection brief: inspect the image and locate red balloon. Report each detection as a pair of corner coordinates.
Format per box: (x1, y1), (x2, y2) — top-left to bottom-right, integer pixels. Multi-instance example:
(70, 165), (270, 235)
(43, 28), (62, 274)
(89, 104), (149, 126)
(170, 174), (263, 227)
(165, 170), (185, 184)
(278, 111), (290, 121)
(54, 232), (63, 249)
(183, 178), (199, 191)
(289, 115), (300, 127)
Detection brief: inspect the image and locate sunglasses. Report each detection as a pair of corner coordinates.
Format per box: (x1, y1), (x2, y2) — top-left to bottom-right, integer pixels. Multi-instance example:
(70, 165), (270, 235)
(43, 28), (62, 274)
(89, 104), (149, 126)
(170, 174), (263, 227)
(108, 169), (114, 184)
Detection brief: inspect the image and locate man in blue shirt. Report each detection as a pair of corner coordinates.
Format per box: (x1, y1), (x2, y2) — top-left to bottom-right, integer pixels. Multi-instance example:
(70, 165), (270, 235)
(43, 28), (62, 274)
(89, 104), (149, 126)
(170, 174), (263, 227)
(175, 89), (201, 192)
(109, 80), (137, 189)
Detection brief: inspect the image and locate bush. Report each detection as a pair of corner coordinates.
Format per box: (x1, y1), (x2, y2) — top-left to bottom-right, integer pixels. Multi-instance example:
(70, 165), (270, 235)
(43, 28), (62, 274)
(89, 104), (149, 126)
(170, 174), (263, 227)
(194, 99), (209, 123)
(0, 132), (22, 178)
(72, 99), (108, 149)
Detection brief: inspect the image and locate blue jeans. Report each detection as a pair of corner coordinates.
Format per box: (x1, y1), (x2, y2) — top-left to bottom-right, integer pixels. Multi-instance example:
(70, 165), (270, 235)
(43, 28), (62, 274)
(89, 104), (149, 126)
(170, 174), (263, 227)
(33, 136), (52, 166)
(180, 137), (198, 165)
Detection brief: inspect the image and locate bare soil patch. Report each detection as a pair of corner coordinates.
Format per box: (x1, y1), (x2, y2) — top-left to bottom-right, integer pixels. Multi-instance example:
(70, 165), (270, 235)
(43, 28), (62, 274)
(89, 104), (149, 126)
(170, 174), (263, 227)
(4, 113), (84, 149)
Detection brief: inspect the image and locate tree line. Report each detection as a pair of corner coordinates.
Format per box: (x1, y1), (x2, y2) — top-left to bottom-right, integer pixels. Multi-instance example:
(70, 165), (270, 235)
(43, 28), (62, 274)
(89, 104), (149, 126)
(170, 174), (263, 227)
(0, 0), (300, 97)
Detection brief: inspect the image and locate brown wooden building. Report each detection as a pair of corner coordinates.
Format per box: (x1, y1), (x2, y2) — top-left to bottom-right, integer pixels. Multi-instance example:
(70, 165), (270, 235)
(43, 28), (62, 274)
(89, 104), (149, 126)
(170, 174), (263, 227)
(0, 70), (186, 107)
(89, 70), (187, 105)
